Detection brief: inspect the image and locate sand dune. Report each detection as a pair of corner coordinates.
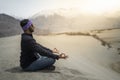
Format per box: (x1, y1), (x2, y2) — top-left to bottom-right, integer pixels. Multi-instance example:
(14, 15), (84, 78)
(0, 30), (120, 80)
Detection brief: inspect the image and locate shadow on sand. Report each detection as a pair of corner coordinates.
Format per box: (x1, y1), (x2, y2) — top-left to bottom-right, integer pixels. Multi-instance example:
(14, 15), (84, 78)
(5, 66), (24, 73)
(4, 67), (94, 80)
(5, 66), (61, 73)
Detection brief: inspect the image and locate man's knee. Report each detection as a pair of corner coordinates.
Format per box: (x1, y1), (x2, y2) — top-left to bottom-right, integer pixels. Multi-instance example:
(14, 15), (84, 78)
(49, 58), (56, 64)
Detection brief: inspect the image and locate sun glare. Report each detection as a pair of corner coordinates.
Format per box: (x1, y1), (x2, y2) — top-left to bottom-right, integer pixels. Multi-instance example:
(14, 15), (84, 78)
(79, 0), (119, 15)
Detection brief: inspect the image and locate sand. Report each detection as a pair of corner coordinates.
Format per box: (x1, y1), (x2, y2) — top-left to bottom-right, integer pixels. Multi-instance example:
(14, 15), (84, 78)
(0, 29), (120, 80)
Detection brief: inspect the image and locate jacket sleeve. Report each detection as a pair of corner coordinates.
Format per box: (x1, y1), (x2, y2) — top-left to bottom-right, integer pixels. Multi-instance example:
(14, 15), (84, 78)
(28, 38), (59, 59)
(36, 43), (53, 53)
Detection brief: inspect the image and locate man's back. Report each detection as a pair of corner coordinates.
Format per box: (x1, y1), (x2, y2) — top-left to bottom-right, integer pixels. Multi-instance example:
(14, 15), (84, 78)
(20, 33), (37, 69)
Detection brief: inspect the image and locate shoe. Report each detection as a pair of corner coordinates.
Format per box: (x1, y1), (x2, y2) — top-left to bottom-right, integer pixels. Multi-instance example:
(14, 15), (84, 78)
(43, 65), (56, 70)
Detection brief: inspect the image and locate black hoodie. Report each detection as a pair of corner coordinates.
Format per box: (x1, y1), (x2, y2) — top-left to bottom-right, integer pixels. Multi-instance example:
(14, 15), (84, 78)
(20, 33), (59, 69)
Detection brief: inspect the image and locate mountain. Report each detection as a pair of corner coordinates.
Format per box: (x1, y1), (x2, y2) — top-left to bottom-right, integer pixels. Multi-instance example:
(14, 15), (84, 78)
(0, 14), (22, 37)
(31, 8), (82, 18)
(1, 9), (120, 37)
(32, 13), (66, 34)
(31, 9), (120, 34)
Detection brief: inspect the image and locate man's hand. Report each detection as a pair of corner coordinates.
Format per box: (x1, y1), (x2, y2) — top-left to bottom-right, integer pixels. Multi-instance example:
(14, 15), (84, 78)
(52, 48), (68, 59)
(59, 53), (68, 59)
(52, 48), (59, 54)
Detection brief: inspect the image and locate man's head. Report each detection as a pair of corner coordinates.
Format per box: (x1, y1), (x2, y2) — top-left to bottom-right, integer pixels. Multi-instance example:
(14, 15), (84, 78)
(20, 19), (35, 33)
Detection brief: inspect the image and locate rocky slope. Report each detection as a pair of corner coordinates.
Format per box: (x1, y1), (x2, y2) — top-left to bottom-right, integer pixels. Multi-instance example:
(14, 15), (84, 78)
(0, 14), (22, 37)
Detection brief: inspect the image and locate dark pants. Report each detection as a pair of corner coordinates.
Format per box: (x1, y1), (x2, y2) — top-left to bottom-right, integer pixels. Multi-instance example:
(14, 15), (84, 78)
(24, 56), (56, 71)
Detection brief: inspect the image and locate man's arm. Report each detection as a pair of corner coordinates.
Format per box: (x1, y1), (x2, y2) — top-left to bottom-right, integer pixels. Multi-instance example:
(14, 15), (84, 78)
(28, 39), (59, 59)
(36, 43), (53, 53)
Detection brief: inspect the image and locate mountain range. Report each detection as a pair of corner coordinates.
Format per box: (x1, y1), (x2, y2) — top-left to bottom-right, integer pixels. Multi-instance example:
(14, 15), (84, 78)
(31, 9), (120, 33)
(0, 9), (120, 37)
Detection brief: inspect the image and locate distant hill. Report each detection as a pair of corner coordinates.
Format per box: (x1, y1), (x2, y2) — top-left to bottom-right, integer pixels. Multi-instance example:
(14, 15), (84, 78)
(31, 9), (120, 33)
(31, 14), (66, 34)
(0, 14), (22, 37)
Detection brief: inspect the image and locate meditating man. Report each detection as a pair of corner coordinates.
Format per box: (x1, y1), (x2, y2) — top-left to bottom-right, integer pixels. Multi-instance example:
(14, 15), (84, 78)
(20, 19), (68, 71)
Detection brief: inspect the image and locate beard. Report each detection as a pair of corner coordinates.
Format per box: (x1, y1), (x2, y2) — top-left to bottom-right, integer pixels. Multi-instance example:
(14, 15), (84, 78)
(29, 27), (34, 33)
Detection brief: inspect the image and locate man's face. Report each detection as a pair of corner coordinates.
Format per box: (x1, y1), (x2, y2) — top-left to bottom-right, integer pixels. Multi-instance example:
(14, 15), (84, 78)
(29, 24), (35, 32)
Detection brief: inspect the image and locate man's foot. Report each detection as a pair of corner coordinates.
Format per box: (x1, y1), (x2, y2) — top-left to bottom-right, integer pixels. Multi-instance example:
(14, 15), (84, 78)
(43, 65), (56, 71)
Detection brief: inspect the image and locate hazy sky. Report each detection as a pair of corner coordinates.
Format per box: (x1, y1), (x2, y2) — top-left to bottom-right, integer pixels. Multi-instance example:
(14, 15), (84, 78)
(0, 0), (120, 18)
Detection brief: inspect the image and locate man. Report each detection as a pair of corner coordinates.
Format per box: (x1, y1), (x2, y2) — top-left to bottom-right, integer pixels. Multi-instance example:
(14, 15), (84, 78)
(20, 19), (68, 71)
